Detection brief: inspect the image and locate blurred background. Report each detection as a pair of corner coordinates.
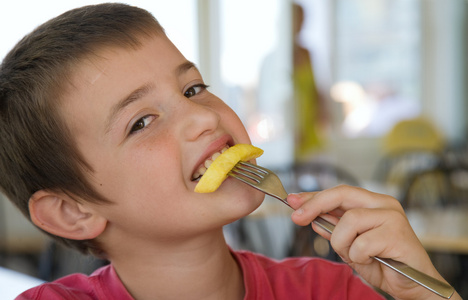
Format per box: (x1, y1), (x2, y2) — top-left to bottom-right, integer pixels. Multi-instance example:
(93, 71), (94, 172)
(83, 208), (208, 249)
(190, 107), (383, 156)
(1, 0), (467, 298)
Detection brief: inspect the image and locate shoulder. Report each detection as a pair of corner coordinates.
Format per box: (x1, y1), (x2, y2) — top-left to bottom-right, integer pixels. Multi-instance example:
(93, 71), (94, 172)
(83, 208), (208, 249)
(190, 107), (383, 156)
(16, 265), (132, 300)
(15, 273), (95, 300)
(232, 250), (384, 299)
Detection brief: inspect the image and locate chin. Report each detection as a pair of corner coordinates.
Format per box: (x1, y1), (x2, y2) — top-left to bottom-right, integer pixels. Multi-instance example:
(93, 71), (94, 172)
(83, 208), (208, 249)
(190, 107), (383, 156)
(224, 181), (265, 214)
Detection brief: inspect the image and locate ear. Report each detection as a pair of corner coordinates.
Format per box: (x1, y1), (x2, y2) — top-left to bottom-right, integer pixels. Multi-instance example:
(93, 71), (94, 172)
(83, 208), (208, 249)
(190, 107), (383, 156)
(29, 190), (107, 240)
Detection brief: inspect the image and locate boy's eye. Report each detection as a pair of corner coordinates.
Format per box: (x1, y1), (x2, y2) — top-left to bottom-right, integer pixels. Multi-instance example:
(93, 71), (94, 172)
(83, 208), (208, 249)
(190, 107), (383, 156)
(130, 115), (155, 134)
(184, 84), (208, 98)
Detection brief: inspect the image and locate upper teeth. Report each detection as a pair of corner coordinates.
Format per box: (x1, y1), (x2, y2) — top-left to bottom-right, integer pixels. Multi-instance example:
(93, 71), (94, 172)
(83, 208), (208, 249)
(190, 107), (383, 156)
(192, 146), (229, 180)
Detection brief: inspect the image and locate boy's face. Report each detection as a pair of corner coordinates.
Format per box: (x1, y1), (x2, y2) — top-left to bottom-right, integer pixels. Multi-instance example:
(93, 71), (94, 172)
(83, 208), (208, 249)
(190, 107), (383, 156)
(61, 33), (264, 243)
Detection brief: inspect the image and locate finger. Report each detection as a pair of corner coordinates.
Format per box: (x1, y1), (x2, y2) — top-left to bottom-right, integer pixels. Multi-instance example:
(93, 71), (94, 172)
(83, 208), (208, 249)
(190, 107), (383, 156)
(327, 208), (346, 218)
(291, 185), (402, 226)
(286, 192), (318, 209)
(349, 227), (398, 265)
(310, 213), (339, 240)
(330, 208), (384, 262)
(289, 191), (344, 226)
(330, 208), (411, 264)
(315, 185), (400, 212)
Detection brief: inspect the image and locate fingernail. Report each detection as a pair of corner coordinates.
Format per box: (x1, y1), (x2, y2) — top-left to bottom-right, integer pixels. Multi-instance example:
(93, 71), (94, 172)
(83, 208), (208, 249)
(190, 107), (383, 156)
(294, 208), (304, 216)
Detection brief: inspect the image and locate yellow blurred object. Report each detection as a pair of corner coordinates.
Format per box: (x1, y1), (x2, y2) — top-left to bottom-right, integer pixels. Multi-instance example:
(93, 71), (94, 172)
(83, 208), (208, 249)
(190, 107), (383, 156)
(377, 118), (445, 190)
(293, 63), (323, 159)
(383, 118), (444, 154)
(194, 144), (263, 193)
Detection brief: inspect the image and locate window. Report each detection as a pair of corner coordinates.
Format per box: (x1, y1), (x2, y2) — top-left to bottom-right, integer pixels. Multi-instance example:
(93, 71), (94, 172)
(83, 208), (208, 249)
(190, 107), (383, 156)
(218, 0), (295, 168)
(0, 1), (198, 64)
(332, 0), (421, 138)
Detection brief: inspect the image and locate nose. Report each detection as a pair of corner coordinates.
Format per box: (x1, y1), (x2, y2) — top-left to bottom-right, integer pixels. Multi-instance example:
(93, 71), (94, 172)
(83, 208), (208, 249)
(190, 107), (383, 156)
(176, 96), (220, 141)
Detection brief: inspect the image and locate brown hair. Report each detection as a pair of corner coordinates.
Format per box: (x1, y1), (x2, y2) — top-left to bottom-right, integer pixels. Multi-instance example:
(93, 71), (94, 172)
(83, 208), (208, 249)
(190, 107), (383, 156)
(0, 3), (164, 255)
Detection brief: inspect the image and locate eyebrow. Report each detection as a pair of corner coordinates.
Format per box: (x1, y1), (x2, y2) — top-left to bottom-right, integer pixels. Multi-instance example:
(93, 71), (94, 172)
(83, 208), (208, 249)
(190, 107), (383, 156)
(104, 61), (198, 134)
(105, 83), (154, 134)
(177, 61), (197, 76)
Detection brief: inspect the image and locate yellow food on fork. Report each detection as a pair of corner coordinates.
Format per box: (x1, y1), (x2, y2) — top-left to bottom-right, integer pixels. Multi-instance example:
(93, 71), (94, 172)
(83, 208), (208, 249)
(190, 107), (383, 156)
(194, 144), (264, 193)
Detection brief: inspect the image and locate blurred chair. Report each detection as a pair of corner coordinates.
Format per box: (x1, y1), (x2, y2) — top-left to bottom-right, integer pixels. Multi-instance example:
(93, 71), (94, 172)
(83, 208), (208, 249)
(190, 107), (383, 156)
(0, 193), (48, 278)
(374, 118), (445, 198)
(38, 240), (107, 281)
(383, 118), (444, 154)
(401, 166), (468, 209)
(377, 119), (468, 295)
(0, 193), (106, 282)
(288, 162), (360, 261)
(291, 161), (360, 193)
(401, 164), (468, 298)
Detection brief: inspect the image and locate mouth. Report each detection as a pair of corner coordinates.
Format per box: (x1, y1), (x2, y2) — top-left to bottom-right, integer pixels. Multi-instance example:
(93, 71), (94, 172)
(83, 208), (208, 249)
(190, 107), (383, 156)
(191, 145), (230, 182)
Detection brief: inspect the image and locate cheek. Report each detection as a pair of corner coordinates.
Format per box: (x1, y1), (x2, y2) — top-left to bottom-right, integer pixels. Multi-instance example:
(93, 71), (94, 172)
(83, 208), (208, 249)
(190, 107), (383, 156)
(126, 145), (179, 187)
(93, 142), (180, 202)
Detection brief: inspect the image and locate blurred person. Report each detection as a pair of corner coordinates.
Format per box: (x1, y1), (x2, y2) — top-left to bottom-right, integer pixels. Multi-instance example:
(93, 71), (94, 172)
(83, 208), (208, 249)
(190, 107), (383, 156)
(292, 3), (328, 161)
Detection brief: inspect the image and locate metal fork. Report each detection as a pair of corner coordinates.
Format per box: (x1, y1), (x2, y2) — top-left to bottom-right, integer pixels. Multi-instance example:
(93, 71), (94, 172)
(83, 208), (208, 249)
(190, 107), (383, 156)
(228, 161), (455, 299)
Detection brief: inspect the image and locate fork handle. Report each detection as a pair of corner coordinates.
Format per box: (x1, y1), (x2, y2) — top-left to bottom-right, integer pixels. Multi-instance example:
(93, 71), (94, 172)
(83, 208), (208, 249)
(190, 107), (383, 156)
(312, 217), (455, 299)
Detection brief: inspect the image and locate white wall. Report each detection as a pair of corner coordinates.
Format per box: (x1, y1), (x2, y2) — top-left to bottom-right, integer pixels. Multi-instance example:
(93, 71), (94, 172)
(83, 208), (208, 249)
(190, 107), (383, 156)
(421, 0), (467, 143)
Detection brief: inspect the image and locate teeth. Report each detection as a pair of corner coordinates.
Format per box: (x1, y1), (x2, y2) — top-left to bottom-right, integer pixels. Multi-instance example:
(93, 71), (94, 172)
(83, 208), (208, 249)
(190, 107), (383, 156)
(204, 159), (213, 168)
(198, 166), (207, 174)
(192, 146), (229, 180)
(212, 152), (221, 160)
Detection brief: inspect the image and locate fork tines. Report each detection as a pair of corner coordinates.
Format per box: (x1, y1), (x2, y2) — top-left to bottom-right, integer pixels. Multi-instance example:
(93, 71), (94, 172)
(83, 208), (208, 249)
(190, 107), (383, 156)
(229, 161), (266, 184)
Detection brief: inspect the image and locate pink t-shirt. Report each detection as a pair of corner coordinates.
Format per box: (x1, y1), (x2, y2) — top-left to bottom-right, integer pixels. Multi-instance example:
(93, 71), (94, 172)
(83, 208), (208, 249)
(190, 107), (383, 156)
(233, 250), (384, 299)
(17, 250), (384, 299)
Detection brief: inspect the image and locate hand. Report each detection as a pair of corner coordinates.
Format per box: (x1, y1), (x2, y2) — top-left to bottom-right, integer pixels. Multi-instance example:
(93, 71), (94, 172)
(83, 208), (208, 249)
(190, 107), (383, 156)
(287, 185), (461, 300)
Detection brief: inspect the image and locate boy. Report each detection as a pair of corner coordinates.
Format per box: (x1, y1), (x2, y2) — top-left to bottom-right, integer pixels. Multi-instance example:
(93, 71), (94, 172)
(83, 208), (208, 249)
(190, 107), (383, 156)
(0, 3), (460, 299)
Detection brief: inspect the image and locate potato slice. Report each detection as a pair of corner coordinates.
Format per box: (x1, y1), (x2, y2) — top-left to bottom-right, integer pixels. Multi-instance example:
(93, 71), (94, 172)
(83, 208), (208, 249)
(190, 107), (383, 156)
(194, 144), (263, 193)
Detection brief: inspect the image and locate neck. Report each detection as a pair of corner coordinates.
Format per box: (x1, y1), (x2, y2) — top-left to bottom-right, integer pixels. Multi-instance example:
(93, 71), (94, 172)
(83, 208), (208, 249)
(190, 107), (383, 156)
(109, 229), (244, 300)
